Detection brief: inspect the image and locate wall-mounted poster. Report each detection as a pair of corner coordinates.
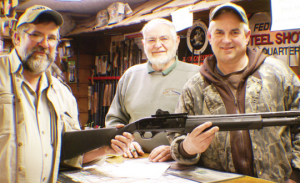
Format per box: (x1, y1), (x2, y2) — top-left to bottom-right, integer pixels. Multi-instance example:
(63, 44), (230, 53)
(186, 20), (208, 55)
(249, 12), (300, 66)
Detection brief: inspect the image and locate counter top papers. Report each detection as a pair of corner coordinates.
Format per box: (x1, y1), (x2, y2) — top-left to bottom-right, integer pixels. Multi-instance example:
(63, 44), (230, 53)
(59, 158), (195, 183)
(59, 155), (245, 183)
(166, 164), (243, 183)
(93, 158), (170, 179)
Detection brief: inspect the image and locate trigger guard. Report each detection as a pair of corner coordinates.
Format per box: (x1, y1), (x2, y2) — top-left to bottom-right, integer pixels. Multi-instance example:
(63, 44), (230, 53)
(139, 132), (146, 138)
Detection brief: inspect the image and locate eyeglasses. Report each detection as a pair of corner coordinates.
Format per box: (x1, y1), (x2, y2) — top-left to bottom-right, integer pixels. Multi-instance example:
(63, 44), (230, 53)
(145, 37), (171, 45)
(24, 31), (59, 46)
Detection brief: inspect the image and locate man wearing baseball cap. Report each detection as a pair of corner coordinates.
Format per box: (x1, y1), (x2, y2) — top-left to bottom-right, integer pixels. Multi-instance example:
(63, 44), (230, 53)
(168, 2), (300, 183)
(0, 5), (133, 183)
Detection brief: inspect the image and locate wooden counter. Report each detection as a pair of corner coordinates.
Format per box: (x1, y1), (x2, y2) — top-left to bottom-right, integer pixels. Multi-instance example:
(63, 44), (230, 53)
(106, 154), (274, 183)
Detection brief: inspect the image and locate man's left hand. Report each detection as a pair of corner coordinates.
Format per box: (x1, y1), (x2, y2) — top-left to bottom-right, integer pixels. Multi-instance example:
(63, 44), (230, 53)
(123, 141), (144, 158)
(149, 145), (173, 162)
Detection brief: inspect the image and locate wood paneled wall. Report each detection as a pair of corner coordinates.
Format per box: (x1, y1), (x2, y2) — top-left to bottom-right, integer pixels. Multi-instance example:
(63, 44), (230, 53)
(67, 35), (111, 127)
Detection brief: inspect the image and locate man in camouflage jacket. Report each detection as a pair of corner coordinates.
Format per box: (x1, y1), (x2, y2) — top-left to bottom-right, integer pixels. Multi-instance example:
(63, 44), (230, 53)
(168, 3), (300, 183)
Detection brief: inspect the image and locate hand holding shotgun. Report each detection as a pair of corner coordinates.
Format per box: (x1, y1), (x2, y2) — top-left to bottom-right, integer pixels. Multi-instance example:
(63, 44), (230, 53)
(61, 109), (300, 160)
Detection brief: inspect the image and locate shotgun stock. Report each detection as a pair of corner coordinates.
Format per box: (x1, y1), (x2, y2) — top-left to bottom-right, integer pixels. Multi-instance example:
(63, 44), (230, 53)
(61, 109), (300, 161)
(112, 42), (119, 101)
(129, 38), (134, 67)
(107, 48), (114, 107)
(89, 70), (95, 128)
(102, 81), (109, 116)
(99, 80), (105, 128)
(86, 84), (93, 128)
(119, 41), (124, 76)
(93, 73), (98, 127)
(124, 39), (130, 72)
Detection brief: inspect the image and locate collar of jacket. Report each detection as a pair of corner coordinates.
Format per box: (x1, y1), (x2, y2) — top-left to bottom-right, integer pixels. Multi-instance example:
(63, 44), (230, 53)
(199, 47), (267, 114)
(9, 49), (23, 74)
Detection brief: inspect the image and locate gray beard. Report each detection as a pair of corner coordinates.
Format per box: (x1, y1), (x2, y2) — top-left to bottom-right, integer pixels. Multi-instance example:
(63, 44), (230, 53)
(22, 47), (56, 75)
(146, 43), (177, 70)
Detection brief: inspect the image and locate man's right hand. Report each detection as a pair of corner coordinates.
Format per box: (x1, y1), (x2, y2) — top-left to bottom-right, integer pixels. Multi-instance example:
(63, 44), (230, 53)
(182, 122), (219, 155)
(123, 141), (144, 158)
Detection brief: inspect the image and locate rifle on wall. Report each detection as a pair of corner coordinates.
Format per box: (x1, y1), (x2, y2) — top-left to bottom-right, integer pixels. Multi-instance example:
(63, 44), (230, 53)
(101, 52), (110, 127)
(137, 48), (142, 65)
(129, 38), (134, 68)
(93, 53), (107, 128)
(106, 52), (113, 115)
(86, 68), (94, 129)
(123, 39), (130, 73)
(93, 68), (99, 127)
(61, 109), (300, 160)
(98, 79), (105, 128)
(112, 41), (120, 101)
(119, 40), (124, 76)
(88, 69), (95, 128)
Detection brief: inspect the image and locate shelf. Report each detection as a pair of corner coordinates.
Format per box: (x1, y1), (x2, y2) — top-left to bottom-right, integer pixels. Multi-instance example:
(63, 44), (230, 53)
(88, 76), (120, 80)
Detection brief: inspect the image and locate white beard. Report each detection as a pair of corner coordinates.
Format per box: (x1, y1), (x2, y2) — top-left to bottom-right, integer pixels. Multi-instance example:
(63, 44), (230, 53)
(145, 43), (177, 70)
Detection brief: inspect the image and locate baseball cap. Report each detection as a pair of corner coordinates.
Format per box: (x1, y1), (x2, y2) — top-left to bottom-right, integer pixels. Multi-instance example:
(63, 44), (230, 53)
(17, 5), (64, 28)
(209, 2), (248, 25)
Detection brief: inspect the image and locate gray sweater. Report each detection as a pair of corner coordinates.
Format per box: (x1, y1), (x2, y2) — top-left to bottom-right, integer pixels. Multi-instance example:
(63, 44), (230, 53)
(106, 58), (200, 152)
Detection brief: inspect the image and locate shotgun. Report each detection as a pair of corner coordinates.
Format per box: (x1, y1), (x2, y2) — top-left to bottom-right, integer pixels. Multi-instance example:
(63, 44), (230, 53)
(119, 41), (124, 76)
(94, 56), (101, 127)
(89, 70), (95, 128)
(100, 54), (109, 127)
(61, 109), (300, 161)
(106, 58), (113, 112)
(93, 70), (99, 127)
(123, 39), (130, 72)
(98, 80), (105, 128)
(102, 81), (109, 123)
(112, 42), (119, 99)
(101, 55), (112, 127)
(137, 48), (142, 65)
(86, 83), (93, 128)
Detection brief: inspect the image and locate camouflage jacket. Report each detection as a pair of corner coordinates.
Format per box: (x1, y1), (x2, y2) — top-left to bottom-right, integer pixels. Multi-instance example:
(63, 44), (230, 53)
(168, 53), (300, 183)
